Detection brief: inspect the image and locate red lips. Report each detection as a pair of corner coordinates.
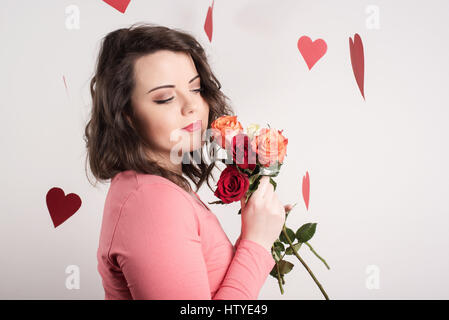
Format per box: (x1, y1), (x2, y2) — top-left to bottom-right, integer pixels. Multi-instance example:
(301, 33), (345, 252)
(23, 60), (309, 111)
(182, 120), (202, 132)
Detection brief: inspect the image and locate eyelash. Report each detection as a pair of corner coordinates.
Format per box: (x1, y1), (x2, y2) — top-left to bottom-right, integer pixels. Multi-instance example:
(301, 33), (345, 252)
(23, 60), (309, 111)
(154, 88), (203, 104)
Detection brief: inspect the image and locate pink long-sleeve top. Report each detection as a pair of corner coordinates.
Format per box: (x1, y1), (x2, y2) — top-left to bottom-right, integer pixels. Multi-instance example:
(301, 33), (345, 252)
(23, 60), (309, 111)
(96, 170), (276, 300)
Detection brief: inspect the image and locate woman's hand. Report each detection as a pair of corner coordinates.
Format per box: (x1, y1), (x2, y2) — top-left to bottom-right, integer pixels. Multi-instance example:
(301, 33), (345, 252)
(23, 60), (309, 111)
(240, 191), (293, 215)
(239, 176), (288, 252)
(237, 198), (294, 251)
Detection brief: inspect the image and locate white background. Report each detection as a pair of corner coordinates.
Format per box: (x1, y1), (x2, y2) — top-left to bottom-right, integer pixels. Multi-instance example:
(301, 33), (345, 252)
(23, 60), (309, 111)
(0, 0), (448, 299)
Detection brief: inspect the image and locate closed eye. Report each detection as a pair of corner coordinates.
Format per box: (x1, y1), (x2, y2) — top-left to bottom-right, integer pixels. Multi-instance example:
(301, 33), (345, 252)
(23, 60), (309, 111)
(154, 88), (203, 104)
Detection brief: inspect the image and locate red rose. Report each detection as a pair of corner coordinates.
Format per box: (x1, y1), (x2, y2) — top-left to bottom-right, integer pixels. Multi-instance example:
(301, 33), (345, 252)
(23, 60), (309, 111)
(214, 165), (250, 204)
(231, 133), (257, 171)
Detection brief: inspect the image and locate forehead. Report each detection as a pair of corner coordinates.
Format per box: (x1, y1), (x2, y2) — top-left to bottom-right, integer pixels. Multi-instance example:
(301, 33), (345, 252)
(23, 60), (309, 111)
(133, 50), (197, 85)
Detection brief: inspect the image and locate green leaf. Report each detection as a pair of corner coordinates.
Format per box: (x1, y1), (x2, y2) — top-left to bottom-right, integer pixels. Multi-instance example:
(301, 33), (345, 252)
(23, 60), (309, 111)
(273, 240), (285, 252)
(269, 265), (279, 278)
(271, 249), (282, 262)
(269, 259), (294, 278)
(249, 173), (261, 185)
(208, 200), (225, 205)
(296, 223), (317, 243)
(279, 227), (295, 244)
(248, 183), (257, 193)
(285, 242), (302, 255)
(249, 175), (262, 191)
(269, 177), (277, 191)
(274, 248), (282, 260)
(278, 260), (294, 274)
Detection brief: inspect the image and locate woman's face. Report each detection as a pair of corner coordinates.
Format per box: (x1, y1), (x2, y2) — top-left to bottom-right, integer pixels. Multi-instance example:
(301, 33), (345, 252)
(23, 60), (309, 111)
(130, 50), (209, 170)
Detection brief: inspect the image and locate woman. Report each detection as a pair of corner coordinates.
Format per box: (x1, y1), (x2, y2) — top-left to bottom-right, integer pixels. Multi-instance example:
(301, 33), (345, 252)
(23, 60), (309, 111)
(84, 23), (290, 300)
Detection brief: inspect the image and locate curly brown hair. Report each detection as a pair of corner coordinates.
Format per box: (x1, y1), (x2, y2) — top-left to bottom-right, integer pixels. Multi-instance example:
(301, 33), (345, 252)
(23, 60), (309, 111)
(83, 22), (234, 193)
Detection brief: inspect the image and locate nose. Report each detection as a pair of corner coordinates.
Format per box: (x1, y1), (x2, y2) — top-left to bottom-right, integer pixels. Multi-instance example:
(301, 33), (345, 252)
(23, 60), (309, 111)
(182, 105), (195, 115)
(179, 89), (198, 115)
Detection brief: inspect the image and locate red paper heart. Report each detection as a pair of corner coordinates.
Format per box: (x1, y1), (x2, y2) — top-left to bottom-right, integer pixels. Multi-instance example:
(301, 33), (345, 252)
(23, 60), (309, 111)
(102, 0), (131, 14)
(46, 187), (82, 228)
(204, 0), (214, 42)
(349, 33), (365, 100)
(302, 171), (310, 210)
(297, 36), (327, 70)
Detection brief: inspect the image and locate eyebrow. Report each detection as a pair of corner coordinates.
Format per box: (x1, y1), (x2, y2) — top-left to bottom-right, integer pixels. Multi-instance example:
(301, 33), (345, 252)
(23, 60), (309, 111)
(146, 74), (200, 94)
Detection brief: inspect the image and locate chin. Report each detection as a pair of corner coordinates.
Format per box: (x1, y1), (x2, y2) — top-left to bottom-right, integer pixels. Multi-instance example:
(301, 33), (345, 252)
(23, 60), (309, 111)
(183, 138), (202, 153)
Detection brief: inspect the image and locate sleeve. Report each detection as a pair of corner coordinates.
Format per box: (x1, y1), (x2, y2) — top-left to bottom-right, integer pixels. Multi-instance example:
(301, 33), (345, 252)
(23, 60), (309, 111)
(111, 182), (275, 300)
(214, 238), (276, 300)
(113, 183), (209, 299)
(234, 234), (241, 249)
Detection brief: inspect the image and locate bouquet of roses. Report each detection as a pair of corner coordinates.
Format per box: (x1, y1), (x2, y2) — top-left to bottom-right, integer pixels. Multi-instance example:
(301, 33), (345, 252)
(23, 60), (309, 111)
(207, 115), (330, 299)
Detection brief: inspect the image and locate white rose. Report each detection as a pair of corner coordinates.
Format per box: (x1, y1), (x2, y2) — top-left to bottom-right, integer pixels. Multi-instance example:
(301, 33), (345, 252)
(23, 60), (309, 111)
(246, 123), (261, 140)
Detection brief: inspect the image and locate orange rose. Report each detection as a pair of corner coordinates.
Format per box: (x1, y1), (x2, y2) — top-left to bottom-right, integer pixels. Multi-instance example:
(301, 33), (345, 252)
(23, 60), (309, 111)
(251, 128), (288, 167)
(211, 116), (244, 149)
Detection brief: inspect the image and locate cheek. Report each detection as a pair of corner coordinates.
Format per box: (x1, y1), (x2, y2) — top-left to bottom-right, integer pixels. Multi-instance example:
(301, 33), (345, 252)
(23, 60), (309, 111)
(199, 102), (209, 134)
(157, 117), (189, 149)
(202, 102), (210, 123)
(149, 118), (178, 142)
(138, 110), (172, 145)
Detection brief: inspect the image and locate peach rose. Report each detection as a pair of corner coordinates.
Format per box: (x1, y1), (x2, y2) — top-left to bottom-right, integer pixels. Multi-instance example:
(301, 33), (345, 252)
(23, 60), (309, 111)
(251, 128), (288, 167)
(211, 116), (244, 149)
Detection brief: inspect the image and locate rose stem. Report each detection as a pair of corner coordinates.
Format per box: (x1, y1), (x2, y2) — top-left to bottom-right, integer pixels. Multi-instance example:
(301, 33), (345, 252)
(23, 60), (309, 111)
(304, 242), (330, 270)
(282, 224), (330, 300)
(273, 255), (284, 295)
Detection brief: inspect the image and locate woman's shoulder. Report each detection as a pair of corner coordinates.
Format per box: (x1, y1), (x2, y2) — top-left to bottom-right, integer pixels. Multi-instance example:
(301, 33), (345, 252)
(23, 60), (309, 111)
(111, 170), (184, 191)
(114, 172), (200, 233)
(103, 171), (201, 270)
(111, 170), (195, 209)
(135, 171), (183, 190)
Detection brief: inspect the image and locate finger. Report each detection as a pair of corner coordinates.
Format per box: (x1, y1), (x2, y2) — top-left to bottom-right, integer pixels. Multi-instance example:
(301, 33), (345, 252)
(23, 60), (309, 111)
(269, 192), (283, 212)
(254, 176), (271, 198)
(261, 176), (274, 197)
